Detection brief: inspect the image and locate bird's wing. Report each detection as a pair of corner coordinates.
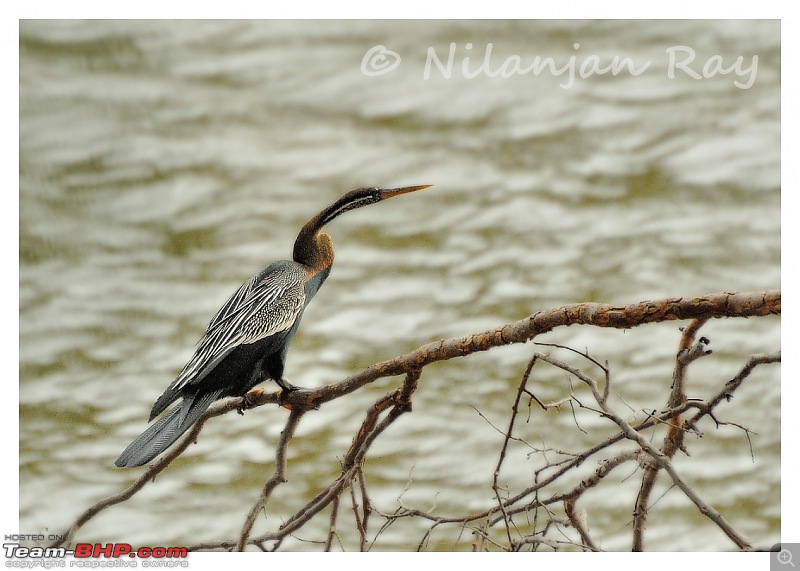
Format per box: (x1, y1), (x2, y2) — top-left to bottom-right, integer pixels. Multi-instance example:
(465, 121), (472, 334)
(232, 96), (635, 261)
(170, 262), (308, 392)
(206, 272), (261, 332)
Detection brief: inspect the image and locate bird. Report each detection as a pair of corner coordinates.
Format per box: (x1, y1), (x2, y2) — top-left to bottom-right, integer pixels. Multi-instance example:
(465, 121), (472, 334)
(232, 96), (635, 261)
(114, 185), (431, 467)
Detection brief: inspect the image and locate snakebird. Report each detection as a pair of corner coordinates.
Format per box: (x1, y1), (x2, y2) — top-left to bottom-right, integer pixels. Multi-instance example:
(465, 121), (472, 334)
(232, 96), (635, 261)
(115, 185), (431, 467)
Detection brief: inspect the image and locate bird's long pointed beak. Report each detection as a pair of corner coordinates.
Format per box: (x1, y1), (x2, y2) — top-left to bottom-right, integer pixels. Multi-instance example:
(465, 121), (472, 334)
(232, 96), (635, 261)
(379, 184), (433, 199)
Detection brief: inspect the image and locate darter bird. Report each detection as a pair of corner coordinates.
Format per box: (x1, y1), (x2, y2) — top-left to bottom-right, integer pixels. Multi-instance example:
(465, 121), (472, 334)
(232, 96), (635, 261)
(114, 185), (431, 467)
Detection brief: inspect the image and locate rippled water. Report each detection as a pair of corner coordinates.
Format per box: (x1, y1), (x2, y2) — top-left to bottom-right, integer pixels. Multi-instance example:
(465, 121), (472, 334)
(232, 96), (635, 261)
(19, 20), (780, 551)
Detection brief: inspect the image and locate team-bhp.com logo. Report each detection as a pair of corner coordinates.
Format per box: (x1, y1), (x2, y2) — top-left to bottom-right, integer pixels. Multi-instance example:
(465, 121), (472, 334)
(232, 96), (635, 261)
(4, 541), (188, 567)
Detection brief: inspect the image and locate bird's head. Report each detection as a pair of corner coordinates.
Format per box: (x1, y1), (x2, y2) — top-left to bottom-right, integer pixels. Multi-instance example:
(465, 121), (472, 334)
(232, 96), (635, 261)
(295, 184), (433, 269)
(318, 185), (432, 226)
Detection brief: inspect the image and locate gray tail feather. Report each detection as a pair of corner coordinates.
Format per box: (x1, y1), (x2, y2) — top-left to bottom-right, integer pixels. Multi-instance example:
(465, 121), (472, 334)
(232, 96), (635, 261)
(149, 385), (182, 422)
(115, 390), (222, 468)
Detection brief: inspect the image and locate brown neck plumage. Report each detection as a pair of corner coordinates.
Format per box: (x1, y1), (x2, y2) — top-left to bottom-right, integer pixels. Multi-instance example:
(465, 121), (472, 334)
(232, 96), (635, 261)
(292, 190), (373, 272)
(293, 220), (334, 274)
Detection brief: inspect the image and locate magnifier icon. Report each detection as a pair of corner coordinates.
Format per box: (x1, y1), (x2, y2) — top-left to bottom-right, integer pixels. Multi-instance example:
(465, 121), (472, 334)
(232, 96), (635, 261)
(779, 549), (796, 567)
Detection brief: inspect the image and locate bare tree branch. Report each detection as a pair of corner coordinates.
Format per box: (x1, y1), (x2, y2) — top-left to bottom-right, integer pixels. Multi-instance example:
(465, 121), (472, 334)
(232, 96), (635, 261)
(633, 318), (712, 550)
(51, 291), (779, 552)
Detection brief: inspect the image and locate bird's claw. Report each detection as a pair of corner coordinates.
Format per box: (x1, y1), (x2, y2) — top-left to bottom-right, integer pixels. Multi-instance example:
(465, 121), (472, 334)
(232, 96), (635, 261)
(238, 388), (265, 415)
(276, 377), (300, 392)
(276, 377), (305, 409)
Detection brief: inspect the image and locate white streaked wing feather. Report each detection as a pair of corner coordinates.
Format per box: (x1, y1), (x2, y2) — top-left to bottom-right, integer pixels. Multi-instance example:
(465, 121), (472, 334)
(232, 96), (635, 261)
(206, 273), (260, 331)
(170, 263), (307, 392)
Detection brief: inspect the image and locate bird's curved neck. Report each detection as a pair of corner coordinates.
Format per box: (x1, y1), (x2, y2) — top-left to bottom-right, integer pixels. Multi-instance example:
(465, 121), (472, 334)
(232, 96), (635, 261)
(293, 191), (379, 271)
(293, 210), (334, 272)
(293, 231), (333, 273)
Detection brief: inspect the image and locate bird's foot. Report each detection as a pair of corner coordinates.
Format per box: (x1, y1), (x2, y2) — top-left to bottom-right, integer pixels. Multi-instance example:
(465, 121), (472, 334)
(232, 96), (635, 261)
(276, 376), (301, 392)
(238, 388), (266, 415)
(276, 377), (305, 409)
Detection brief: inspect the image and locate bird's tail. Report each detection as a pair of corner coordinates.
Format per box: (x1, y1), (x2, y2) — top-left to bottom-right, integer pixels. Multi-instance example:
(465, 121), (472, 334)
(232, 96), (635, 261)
(114, 390), (222, 468)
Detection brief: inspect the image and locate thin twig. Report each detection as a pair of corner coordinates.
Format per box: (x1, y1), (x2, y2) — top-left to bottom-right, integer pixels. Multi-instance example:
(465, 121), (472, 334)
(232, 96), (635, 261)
(633, 319), (710, 551)
(535, 351), (752, 550)
(564, 498), (600, 551)
(685, 351), (781, 432)
(324, 495), (341, 552)
(237, 407), (305, 551)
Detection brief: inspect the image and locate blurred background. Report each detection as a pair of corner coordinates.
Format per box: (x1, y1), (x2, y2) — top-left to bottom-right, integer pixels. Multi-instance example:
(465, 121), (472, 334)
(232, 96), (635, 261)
(19, 20), (780, 551)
